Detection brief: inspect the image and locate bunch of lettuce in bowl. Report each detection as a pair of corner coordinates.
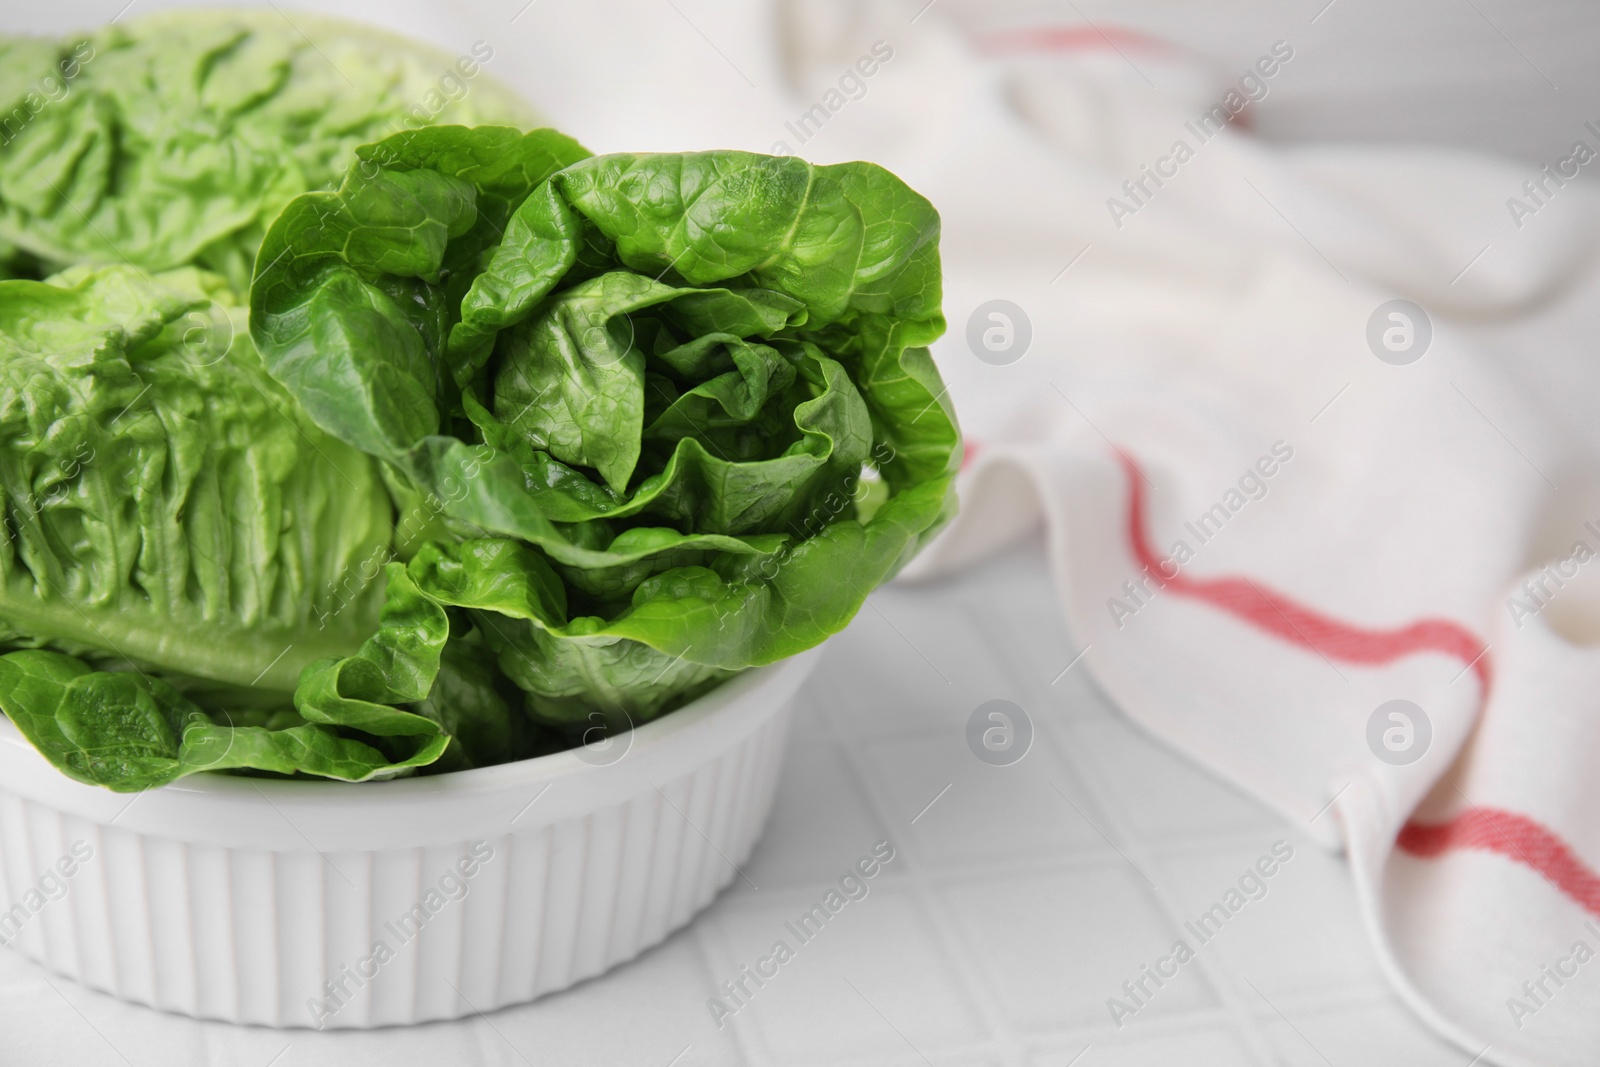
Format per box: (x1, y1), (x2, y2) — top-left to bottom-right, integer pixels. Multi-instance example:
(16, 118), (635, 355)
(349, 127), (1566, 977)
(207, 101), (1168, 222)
(0, 11), (959, 1027)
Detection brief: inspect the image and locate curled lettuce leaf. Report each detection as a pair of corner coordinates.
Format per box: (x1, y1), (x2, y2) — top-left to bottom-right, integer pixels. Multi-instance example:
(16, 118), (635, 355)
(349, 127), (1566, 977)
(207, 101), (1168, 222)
(0, 649), (445, 792)
(253, 127), (961, 728)
(0, 11), (534, 292)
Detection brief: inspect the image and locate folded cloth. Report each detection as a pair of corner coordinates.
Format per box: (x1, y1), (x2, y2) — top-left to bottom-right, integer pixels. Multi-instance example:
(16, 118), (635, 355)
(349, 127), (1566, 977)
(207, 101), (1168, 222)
(889, 15), (1600, 1067)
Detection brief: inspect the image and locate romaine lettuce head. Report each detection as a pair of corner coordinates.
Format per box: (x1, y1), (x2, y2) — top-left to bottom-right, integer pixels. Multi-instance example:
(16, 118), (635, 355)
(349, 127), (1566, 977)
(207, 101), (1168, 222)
(0, 117), (958, 791)
(0, 11), (533, 291)
(0, 265), (541, 789)
(253, 126), (962, 737)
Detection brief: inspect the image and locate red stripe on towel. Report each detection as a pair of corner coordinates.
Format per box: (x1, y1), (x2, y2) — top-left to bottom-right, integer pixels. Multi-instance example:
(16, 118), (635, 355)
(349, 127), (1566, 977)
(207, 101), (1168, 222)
(1117, 450), (1600, 919)
(1118, 451), (1490, 688)
(976, 26), (1176, 58)
(1398, 809), (1600, 919)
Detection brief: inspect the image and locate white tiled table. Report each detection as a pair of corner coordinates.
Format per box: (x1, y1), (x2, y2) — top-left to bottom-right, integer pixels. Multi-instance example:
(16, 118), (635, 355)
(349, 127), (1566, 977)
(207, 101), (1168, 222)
(0, 540), (1465, 1067)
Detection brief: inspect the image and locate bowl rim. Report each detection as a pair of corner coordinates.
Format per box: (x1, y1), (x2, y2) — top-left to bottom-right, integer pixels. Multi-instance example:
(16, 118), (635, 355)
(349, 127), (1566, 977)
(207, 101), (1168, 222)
(0, 648), (820, 850)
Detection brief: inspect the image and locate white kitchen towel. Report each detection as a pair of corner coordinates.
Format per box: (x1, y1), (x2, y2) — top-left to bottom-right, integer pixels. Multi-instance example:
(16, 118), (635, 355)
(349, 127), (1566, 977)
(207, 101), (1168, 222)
(885, 14), (1600, 1067)
(488, 3), (1600, 1064)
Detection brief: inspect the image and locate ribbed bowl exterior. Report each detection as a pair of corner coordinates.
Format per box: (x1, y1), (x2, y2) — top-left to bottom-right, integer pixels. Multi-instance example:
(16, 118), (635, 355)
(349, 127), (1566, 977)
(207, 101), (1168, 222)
(0, 655), (811, 1028)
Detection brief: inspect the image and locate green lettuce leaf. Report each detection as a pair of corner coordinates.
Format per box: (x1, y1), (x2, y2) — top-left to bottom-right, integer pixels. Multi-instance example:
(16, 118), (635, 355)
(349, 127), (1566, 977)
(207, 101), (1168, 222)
(0, 265), (393, 689)
(249, 125), (590, 461)
(253, 129), (961, 729)
(0, 11), (535, 292)
(0, 265), (507, 789)
(0, 649), (446, 792)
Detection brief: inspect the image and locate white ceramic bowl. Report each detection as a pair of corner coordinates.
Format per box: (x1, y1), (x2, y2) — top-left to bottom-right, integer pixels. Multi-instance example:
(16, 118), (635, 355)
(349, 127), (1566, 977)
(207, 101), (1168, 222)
(0, 649), (819, 1028)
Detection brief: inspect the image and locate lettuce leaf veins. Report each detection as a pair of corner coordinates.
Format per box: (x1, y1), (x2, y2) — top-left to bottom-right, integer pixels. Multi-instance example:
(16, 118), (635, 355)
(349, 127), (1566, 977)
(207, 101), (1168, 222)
(0, 11), (534, 291)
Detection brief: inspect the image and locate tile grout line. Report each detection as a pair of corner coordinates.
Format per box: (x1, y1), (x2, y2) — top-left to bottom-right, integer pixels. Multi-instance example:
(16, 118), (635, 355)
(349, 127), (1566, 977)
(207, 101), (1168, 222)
(972, 600), (1288, 1066)
(807, 666), (1035, 1067)
(1043, 713), (1288, 1064)
(687, 911), (769, 1066)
